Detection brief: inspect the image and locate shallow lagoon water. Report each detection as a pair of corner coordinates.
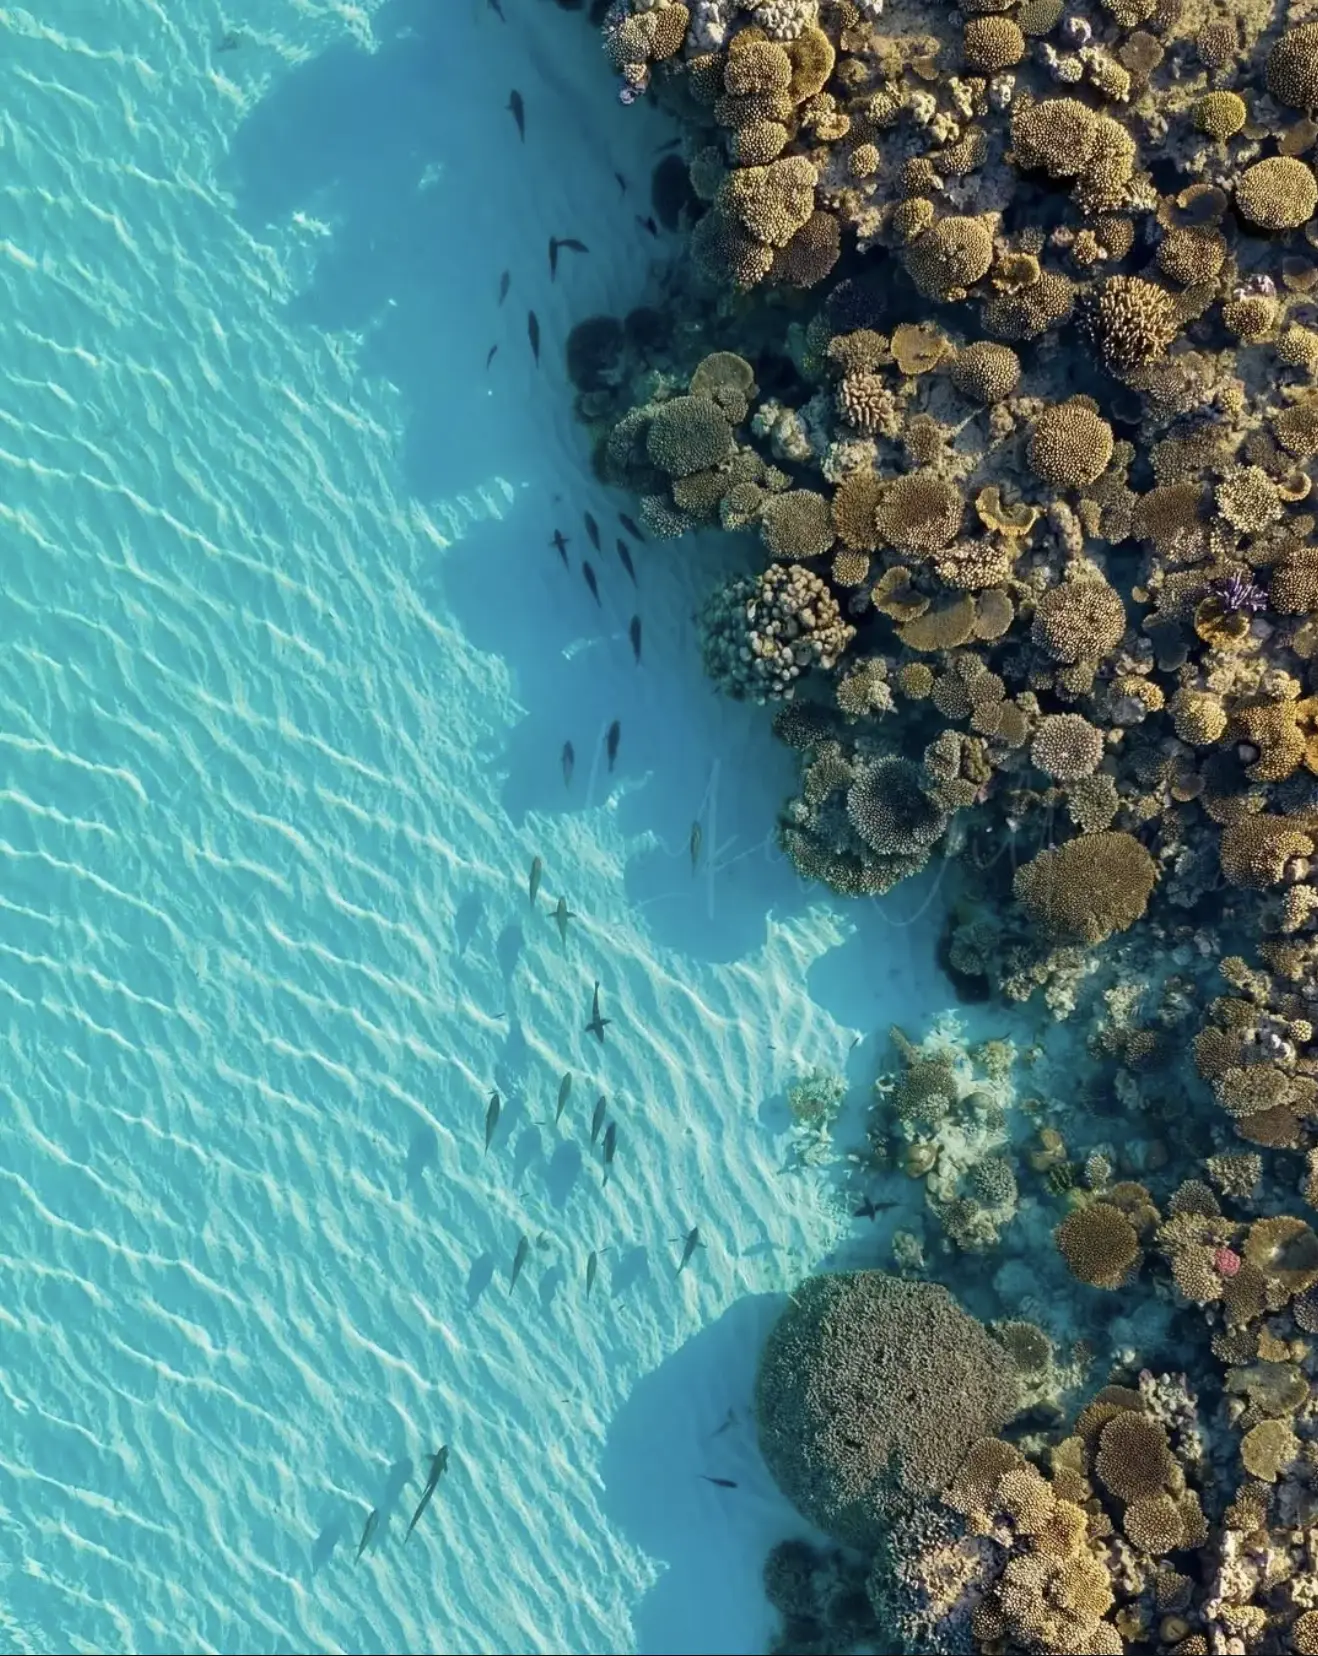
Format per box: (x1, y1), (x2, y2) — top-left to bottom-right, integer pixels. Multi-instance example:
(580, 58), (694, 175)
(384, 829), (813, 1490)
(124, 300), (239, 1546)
(0, 4), (967, 1652)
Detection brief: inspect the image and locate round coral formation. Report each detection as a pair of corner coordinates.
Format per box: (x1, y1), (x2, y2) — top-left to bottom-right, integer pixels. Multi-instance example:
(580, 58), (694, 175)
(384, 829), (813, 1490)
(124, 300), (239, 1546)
(950, 341), (1021, 403)
(1095, 1413), (1172, 1500)
(1028, 401), (1114, 489)
(1032, 579), (1126, 663)
(1014, 831), (1157, 944)
(761, 488), (835, 559)
(906, 217), (994, 299)
(1031, 713), (1106, 781)
(754, 1271), (1019, 1548)
(646, 395), (734, 476)
(1267, 24), (1318, 112)
(847, 758), (947, 856)
(1055, 1201), (1141, 1289)
(963, 14), (1024, 70)
(1194, 91), (1246, 140)
(1235, 157), (1318, 231)
(876, 474), (964, 555)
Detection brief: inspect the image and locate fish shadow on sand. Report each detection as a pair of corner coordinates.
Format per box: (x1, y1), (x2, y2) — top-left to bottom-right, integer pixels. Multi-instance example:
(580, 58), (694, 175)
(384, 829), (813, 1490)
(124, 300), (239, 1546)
(610, 1244), (650, 1298)
(309, 1505), (351, 1575)
(510, 1124), (544, 1185)
(466, 1252), (496, 1308)
(453, 892), (485, 958)
(601, 1294), (800, 1655)
(538, 1261), (567, 1313)
(541, 1138), (582, 1209)
(404, 1119), (440, 1194)
(495, 921), (525, 984)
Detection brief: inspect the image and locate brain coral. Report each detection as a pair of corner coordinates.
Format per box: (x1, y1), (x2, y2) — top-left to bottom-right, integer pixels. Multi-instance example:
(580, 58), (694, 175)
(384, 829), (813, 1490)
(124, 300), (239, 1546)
(754, 1270), (1019, 1548)
(1028, 401), (1114, 488)
(1032, 579), (1126, 663)
(1235, 157), (1318, 231)
(646, 395), (734, 476)
(1267, 23), (1318, 112)
(1055, 1201), (1141, 1289)
(1013, 831), (1156, 944)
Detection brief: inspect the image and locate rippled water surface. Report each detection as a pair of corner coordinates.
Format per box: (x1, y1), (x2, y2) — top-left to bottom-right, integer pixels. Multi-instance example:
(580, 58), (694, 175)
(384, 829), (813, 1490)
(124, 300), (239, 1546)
(0, 5), (957, 1652)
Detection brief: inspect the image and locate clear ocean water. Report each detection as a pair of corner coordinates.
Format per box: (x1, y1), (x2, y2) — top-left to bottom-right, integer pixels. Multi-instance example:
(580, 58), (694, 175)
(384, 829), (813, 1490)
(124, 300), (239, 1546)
(0, 4), (959, 1651)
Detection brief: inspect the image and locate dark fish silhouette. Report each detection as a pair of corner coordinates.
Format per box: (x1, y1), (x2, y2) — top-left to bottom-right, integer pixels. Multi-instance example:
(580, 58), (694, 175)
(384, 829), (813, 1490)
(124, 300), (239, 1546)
(586, 1249), (602, 1296)
(549, 236), (589, 278)
(602, 1120), (618, 1180)
(485, 1090), (501, 1153)
(677, 1226), (704, 1272)
(637, 215), (659, 237)
(690, 821), (702, 872)
(551, 529), (569, 565)
(556, 1073), (572, 1123)
(582, 562), (600, 605)
(498, 270), (510, 305)
(853, 1196), (899, 1221)
(586, 981), (611, 1044)
(615, 172), (628, 194)
(584, 512), (601, 552)
(619, 512), (644, 540)
(562, 741), (575, 787)
(529, 855), (543, 906)
(355, 1507), (379, 1562)
(485, 345), (498, 370)
(508, 90), (525, 140)
(488, 0), (506, 19)
(216, 29), (243, 52)
(527, 311), (540, 366)
(553, 896), (575, 945)
(590, 1096), (607, 1145)
(606, 720), (621, 772)
(404, 1447), (450, 1542)
(700, 1475), (738, 1489)
(615, 538), (636, 583)
(629, 616), (642, 665)
(510, 1234), (530, 1291)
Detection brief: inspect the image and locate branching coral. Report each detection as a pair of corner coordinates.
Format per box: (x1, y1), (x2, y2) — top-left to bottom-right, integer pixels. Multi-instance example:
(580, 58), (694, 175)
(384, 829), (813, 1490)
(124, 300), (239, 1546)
(1014, 832), (1156, 944)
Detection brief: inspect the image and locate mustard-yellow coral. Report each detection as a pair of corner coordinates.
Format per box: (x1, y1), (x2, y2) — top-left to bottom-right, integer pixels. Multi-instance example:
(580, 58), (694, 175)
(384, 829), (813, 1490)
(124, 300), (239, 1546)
(1028, 401), (1114, 488)
(906, 217), (995, 300)
(963, 15), (1025, 70)
(1055, 1201), (1141, 1290)
(876, 474), (964, 556)
(1083, 276), (1179, 374)
(1014, 831), (1156, 944)
(1268, 24), (1318, 112)
(647, 395), (734, 476)
(1122, 1493), (1184, 1555)
(1219, 816), (1315, 889)
(951, 341), (1021, 403)
(1235, 157), (1318, 231)
(1240, 1418), (1300, 1483)
(1194, 91), (1247, 139)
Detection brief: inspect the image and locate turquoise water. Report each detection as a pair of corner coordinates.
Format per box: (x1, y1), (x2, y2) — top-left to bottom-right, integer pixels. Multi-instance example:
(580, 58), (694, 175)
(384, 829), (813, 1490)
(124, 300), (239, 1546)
(0, 4), (960, 1652)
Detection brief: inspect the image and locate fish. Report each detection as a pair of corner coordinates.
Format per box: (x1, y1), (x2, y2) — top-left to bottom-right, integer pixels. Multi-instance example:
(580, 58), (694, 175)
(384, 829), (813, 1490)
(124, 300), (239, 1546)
(510, 1233), (530, 1291)
(606, 720), (621, 772)
(677, 1226), (704, 1272)
(637, 215), (659, 237)
(529, 855), (543, 906)
(485, 1090), (501, 1153)
(699, 1475), (738, 1489)
(555, 1073), (572, 1124)
(404, 1447), (450, 1542)
(586, 1249), (601, 1295)
(690, 821), (702, 873)
(488, 0), (506, 19)
(582, 562), (600, 606)
(551, 529), (569, 565)
(553, 896), (575, 945)
(602, 1119), (618, 1180)
(485, 345), (498, 370)
(527, 310), (540, 366)
(590, 1096), (608, 1146)
(584, 512), (601, 552)
(498, 270), (510, 305)
(853, 1196), (899, 1221)
(629, 616), (642, 665)
(508, 90), (525, 141)
(712, 1408), (738, 1438)
(561, 741), (575, 787)
(615, 538), (637, 583)
(615, 172), (628, 194)
(586, 981), (612, 1044)
(355, 1507), (379, 1562)
(549, 236), (589, 277)
(619, 512), (644, 540)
